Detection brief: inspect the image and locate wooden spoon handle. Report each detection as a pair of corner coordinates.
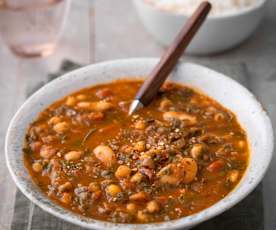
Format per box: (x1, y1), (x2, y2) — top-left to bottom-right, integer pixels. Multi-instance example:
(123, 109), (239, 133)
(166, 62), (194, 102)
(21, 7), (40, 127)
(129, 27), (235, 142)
(135, 1), (211, 106)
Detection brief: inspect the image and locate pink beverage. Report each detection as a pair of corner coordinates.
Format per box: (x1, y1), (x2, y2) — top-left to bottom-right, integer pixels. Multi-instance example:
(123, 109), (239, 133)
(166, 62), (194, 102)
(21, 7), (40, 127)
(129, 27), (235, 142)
(0, 0), (70, 58)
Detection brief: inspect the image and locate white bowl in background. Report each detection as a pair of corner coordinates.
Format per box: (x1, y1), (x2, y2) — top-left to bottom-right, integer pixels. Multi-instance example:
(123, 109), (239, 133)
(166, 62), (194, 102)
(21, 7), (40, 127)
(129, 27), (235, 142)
(133, 0), (266, 55)
(5, 58), (273, 229)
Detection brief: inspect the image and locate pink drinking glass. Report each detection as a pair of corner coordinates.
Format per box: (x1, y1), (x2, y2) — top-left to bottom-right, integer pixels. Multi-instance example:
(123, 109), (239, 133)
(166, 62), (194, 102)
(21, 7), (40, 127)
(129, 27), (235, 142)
(0, 0), (71, 58)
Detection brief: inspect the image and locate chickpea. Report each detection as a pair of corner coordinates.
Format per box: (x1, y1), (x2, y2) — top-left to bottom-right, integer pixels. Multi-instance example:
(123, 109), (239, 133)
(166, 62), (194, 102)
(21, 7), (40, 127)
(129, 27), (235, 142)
(146, 200), (160, 213)
(65, 96), (77, 106)
(32, 162), (43, 173)
(40, 145), (56, 159)
(163, 111), (197, 125)
(134, 120), (146, 130)
(106, 184), (121, 197)
(130, 172), (144, 183)
(93, 145), (116, 167)
(53, 121), (69, 134)
(115, 165), (132, 179)
(126, 203), (137, 214)
(227, 170), (239, 183)
(129, 191), (148, 201)
(58, 182), (72, 193)
(136, 210), (149, 222)
(190, 144), (204, 159)
(64, 151), (83, 161)
(88, 182), (100, 192)
(133, 141), (146, 152)
(48, 116), (62, 126)
(60, 192), (72, 204)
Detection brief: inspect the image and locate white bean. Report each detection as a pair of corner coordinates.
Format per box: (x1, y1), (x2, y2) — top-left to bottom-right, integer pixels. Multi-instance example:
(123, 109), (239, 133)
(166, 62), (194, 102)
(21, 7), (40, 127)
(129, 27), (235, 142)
(181, 158), (198, 183)
(77, 101), (113, 112)
(65, 96), (77, 106)
(64, 151), (83, 161)
(53, 122), (69, 134)
(93, 145), (116, 167)
(48, 116), (62, 126)
(163, 111), (197, 125)
(157, 158), (197, 185)
(129, 191), (148, 201)
(130, 172), (144, 183)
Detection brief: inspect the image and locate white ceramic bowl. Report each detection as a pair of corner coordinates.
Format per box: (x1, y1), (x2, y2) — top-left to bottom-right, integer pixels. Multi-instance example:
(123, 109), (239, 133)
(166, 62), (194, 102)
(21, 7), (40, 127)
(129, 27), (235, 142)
(5, 58), (273, 230)
(133, 0), (266, 55)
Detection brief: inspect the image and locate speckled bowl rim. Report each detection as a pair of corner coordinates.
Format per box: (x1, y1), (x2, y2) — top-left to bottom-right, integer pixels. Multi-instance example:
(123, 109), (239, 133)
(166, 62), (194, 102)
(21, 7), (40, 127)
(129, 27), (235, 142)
(5, 58), (274, 230)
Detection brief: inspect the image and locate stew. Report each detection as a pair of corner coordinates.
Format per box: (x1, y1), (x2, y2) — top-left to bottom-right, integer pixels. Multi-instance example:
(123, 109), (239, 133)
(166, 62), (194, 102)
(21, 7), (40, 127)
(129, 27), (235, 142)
(23, 79), (249, 223)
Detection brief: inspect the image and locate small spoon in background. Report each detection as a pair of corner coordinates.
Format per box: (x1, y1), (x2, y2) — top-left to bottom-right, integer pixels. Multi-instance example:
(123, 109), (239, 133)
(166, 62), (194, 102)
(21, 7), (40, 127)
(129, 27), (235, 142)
(128, 1), (212, 115)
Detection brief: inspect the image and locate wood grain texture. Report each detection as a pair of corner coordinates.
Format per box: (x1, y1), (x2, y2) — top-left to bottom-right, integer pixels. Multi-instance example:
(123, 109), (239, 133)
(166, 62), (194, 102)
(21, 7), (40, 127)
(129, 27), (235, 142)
(135, 2), (211, 106)
(0, 1), (93, 230)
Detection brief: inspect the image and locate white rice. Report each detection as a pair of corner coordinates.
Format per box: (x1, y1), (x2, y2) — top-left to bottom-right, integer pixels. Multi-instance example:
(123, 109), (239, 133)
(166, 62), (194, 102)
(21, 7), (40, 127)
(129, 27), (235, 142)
(144, 0), (261, 15)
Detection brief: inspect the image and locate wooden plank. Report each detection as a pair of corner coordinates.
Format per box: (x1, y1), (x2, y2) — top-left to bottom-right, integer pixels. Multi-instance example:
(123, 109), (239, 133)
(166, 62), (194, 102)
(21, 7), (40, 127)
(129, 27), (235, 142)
(0, 38), (21, 230)
(0, 1), (94, 229)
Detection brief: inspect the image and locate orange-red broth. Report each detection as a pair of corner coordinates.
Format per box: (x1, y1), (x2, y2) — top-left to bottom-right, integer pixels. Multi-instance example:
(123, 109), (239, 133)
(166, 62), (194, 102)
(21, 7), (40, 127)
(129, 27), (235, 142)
(24, 80), (248, 223)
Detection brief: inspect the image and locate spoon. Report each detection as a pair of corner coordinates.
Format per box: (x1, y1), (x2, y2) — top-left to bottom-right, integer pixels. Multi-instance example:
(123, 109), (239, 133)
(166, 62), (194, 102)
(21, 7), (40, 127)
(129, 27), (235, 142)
(128, 1), (212, 115)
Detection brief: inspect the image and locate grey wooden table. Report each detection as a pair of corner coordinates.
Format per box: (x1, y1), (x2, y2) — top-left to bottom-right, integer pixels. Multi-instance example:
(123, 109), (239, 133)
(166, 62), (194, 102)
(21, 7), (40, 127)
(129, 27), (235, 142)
(0, 0), (276, 229)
